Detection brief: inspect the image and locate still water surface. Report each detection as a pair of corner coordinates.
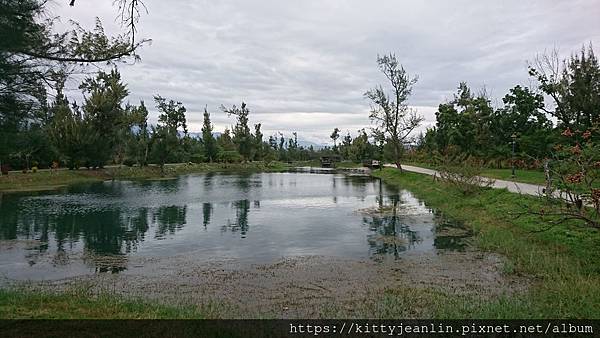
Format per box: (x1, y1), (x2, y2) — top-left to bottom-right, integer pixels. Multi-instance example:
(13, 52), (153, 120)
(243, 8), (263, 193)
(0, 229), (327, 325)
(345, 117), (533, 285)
(0, 171), (466, 280)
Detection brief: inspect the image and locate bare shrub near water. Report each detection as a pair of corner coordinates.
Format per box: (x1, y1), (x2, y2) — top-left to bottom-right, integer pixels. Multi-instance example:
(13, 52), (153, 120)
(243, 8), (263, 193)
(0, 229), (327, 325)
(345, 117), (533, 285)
(436, 153), (494, 195)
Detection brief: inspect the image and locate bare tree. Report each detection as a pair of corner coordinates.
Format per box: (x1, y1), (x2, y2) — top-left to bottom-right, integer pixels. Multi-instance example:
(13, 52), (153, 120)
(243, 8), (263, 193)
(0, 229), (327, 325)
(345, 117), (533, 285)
(365, 54), (423, 172)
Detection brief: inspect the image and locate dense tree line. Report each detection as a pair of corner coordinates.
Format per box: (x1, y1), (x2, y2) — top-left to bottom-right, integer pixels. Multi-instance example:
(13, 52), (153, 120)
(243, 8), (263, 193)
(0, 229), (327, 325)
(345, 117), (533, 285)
(0, 0), (147, 171)
(2, 1), (597, 172)
(415, 45), (600, 169)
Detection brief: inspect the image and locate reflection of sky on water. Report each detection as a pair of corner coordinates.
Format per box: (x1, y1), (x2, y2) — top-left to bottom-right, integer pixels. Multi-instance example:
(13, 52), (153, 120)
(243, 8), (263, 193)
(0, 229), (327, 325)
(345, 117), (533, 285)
(0, 172), (467, 280)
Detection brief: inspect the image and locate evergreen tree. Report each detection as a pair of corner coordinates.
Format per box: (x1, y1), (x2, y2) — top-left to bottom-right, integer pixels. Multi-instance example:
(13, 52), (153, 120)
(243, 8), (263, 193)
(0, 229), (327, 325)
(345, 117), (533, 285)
(150, 95), (188, 170)
(79, 69), (129, 168)
(221, 102), (253, 161)
(201, 106), (217, 162)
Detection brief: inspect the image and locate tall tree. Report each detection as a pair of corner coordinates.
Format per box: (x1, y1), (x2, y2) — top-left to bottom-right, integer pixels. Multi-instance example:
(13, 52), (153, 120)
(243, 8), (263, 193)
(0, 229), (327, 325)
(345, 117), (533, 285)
(221, 102), (253, 161)
(330, 128), (340, 152)
(253, 123), (264, 161)
(529, 44), (600, 130)
(150, 95), (187, 171)
(79, 69), (129, 168)
(127, 101), (150, 166)
(201, 106), (217, 162)
(1, 0), (148, 168)
(365, 54), (422, 171)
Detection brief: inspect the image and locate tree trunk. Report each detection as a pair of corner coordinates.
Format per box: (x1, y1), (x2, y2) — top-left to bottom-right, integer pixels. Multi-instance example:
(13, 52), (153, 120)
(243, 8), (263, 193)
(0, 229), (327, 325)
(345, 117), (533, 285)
(394, 142), (403, 173)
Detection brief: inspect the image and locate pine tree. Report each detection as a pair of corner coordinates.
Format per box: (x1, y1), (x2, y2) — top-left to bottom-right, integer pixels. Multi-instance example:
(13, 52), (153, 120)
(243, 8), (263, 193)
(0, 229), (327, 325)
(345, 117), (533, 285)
(201, 106), (218, 162)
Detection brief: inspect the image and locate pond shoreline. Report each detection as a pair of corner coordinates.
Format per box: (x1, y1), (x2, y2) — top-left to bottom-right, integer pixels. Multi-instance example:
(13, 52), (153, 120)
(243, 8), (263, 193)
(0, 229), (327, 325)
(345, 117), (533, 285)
(0, 162), (291, 193)
(1, 167), (598, 319)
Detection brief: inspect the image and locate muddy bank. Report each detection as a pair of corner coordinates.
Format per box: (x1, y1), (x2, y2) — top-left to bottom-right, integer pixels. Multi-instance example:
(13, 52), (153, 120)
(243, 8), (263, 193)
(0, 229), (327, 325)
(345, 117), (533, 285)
(9, 249), (528, 318)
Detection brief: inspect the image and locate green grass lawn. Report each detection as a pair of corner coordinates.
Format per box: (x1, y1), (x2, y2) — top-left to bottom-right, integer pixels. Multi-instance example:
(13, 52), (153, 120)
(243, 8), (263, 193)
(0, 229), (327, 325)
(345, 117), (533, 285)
(0, 170), (105, 193)
(481, 168), (546, 185)
(369, 168), (600, 318)
(0, 289), (205, 319)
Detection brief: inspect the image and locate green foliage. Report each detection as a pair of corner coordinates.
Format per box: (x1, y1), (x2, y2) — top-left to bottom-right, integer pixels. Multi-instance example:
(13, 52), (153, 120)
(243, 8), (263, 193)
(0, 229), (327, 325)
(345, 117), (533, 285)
(221, 102), (253, 161)
(365, 53), (422, 169)
(529, 45), (600, 130)
(201, 107), (218, 162)
(330, 127), (340, 152)
(79, 69), (129, 168)
(217, 150), (243, 163)
(126, 101), (150, 166)
(150, 95), (188, 169)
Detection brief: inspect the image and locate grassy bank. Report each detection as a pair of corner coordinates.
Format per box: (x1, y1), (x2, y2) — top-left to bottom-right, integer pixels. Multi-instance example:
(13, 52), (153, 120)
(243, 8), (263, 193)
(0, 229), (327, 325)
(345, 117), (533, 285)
(0, 289), (205, 319)
(480, 168), (545, 185)
(369, 168), (600, 318)
(0, 161), (290, 193)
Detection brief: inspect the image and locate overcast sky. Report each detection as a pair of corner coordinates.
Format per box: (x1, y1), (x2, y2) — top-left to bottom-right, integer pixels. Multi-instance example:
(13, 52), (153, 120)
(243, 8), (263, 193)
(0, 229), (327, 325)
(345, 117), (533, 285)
(53, 0), (600, 144)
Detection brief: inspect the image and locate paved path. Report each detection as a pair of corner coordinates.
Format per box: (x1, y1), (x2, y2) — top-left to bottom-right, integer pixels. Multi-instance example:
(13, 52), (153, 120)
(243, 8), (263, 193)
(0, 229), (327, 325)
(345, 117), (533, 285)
(384, 164), (546, 197)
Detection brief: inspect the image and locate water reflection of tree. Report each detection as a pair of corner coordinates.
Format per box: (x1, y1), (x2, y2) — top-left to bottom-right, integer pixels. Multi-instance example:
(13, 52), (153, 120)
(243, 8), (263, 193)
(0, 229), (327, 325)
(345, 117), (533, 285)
(223, 199), (250, 237)
(153, 205), (187, 239)
(202, 202), (213, 228)
(234, 173), (259, 194)
(0, 193), (159, 268)
(203, 172), (216, 190)
(366, 190), (421, 258)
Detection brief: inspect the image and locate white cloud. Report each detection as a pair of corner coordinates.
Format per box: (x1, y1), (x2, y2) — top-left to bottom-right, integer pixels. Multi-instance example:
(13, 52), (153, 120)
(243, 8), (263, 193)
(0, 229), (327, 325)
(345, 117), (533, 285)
(54, 0), (600, 143)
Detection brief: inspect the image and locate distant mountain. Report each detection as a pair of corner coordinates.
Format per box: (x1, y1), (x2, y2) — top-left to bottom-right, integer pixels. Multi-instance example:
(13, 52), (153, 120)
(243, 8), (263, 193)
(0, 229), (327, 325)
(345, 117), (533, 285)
(184, 131), (327, 149)
(297, 139), (327, 150)
(184, 132), (221, 139)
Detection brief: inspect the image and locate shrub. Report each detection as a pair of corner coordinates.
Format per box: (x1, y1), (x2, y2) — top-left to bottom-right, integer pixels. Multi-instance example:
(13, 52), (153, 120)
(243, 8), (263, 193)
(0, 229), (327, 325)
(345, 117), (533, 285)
(217, 150), (243, 163)
(189, 154), (206, 164)
(436, 153), (494, 195)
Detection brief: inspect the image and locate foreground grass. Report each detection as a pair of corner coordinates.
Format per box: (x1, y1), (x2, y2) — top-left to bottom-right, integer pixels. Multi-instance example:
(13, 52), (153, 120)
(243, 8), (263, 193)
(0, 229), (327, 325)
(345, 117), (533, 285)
(0, 161), (290, 193)
(0, 289), (205, 319)
(369, 168), (600, 319)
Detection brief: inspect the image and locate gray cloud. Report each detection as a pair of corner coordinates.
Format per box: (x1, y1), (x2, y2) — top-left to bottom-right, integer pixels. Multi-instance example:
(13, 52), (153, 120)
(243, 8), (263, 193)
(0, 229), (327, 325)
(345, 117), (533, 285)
(55, 0), (600, 143)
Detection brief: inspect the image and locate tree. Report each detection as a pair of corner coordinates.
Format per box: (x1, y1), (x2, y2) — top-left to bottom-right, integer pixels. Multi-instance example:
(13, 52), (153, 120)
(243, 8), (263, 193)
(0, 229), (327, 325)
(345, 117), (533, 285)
(529, 44), (600, 130)
(221, 102), (253, 161)
(201, 106), (217, 162)
(48, 96), (90, 169)
(150, 95), (188, 171)
(1, 0), (149, 168)
(79, 69), (129, 168)
(126, 101), (150, 166)
(349, 129), (374, 162)
(491, 85), (554, 160)
(330, 128), (340, 152)
(253, 123), (264, 161)
(341, 132), (352, 159)
(432, 83), (494, 158)
(216, 128), (242, 163)
(365, 54), (423, 171)
(527, 127), (600, 229)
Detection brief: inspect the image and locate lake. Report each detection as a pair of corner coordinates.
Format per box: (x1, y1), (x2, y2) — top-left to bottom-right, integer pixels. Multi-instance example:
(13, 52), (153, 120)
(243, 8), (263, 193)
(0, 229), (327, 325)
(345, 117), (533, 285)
(0, 171), (467, 281)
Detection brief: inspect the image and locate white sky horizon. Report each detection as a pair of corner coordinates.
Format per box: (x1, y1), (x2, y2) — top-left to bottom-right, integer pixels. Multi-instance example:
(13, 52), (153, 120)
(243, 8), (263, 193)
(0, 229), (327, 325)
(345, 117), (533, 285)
(52, 0), (599, 144)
